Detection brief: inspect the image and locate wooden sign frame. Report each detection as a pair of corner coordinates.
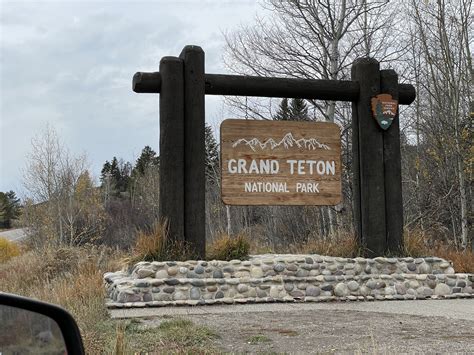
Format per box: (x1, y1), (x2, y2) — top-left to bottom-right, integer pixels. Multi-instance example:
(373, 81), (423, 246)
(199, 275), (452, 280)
(132, 45), (416, 258)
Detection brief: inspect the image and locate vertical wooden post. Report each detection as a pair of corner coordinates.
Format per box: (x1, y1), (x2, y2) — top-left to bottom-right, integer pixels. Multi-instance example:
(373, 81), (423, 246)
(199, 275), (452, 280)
(381, 70), (404, 254)
(159, 56), (185, 242)
(351, 100), (362, 242)
(180, 45), (206, 258)
(351, 58), (386, 257)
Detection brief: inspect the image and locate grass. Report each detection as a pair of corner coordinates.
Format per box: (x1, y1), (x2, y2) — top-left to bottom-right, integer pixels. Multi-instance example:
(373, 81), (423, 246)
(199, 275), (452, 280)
(404, 230), (474, 273)
(287, 232), (359, 257)
(0, 244), (219, 353)
(0, 244), (122, 353)
(158, 319), (219, 350)
(126, 221), (193, 265)
(111, 318), (219, 353)
(207, 233), (251, 261)
(247, 334), (272, 344)
(0, 237), (21, 263)
(270, 230), (474, 273)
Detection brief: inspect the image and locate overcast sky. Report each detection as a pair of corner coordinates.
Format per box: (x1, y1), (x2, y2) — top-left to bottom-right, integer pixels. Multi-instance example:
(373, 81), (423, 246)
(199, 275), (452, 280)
(0, 0), (263, 195)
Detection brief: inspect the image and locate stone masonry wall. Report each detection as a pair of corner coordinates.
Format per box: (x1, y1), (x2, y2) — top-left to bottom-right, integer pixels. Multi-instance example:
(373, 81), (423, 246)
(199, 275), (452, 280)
(104, 255), (473, 308)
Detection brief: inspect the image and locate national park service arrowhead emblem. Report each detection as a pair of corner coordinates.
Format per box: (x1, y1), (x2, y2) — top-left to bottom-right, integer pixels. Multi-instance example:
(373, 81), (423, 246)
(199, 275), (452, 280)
(371, 94), (398, 130)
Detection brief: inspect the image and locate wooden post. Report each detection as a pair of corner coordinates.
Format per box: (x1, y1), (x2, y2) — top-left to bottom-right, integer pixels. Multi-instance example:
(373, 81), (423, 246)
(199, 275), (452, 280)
(381, 70), (404, 254)
(159, 56), (185, 243)
(351, 99), (362, 242)
(351, 58), (386, 257)
(180, 45), (206, 258)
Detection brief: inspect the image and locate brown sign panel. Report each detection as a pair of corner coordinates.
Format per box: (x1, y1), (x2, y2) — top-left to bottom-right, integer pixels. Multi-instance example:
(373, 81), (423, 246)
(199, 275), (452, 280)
(220, 119), (341, 205)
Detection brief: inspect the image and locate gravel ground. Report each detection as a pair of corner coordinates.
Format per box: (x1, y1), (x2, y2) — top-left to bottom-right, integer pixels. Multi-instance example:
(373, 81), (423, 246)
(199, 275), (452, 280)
(196, 309), (474, 353)
(113, 300), (474, 353)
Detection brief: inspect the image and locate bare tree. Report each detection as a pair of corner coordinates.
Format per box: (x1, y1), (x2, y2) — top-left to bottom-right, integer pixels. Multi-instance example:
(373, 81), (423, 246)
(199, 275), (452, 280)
(22, 125), (104, 246)
(224, 0), (402, 120)
(405, 0), (472, 249)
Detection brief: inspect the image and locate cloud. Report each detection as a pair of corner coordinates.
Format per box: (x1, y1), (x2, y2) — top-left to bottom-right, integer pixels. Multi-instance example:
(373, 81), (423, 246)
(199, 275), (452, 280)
(0, 0), (261, 193)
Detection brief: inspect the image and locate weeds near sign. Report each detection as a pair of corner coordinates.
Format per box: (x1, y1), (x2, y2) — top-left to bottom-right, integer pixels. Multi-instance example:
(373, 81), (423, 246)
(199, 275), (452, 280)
(404, 230), (474, 273)
(207, 233), (251, 261)
(291, 233), (359, 258)
(435, 248), (474, 273)
(126, 221), (192, 264)
(403, 229), (426, 257)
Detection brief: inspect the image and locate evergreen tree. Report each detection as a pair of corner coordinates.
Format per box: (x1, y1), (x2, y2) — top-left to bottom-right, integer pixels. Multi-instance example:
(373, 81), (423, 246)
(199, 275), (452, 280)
(118, 160), (132, 193)
(133, 146), (159, 176)
(100, 160), (111, 184)
(109, 157), (121, 184)
(289, 98), (309, 120)
(273, 98), (290, 120)
(0, 191), (21, 228)
(100, 157), (132, 195)
(205, 124), (219, 181)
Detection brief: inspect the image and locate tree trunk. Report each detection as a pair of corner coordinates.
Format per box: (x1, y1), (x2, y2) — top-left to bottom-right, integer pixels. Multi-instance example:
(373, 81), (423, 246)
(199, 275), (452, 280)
(457, 155), (468, 249)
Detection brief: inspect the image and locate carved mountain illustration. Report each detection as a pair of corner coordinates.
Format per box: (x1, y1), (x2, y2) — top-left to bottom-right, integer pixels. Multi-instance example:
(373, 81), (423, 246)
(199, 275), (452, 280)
(232, 132), (330, 151)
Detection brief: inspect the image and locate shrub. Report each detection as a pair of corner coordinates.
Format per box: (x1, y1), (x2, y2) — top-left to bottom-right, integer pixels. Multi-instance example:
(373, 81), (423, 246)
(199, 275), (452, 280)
(207, 233), (251, 261)
(0, 237), (21, 263)
(127, 221), (192, 264)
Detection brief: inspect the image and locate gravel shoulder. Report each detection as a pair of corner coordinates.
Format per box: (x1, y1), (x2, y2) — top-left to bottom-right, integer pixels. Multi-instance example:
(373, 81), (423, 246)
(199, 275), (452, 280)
(113, 300), (474, 353)
(200, 308), (474, 354)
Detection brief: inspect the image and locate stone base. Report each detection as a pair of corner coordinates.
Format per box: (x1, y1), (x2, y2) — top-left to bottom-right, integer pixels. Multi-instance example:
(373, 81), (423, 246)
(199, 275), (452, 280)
(104, 254), (473, 308)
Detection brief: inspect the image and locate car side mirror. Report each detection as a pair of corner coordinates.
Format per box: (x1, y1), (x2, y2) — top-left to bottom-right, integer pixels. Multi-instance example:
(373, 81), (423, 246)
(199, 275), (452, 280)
(0, 292), (85, 355)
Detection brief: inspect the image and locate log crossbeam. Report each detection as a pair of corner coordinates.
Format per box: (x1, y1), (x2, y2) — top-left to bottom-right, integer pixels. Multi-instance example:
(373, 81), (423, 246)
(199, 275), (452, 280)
(133, 71), (416, 105)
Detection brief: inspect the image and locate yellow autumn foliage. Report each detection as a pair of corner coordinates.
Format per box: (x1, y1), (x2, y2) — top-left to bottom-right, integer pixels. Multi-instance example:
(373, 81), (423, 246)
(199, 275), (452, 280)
(0, 237), (21, 263)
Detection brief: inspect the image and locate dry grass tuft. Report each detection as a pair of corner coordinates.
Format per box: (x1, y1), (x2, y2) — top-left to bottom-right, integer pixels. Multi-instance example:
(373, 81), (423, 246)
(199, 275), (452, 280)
(291, 233), (359, 258)
(403, 229), (427, 257)
(157, 318), (218, 350)
(0, 237), (21, 263)
(404, 230), (474, 273)
(126, 221), (193, 265)
(113, 322), (129, 355)
(207, 233), (251, 261)
(431, 247), (474, 273)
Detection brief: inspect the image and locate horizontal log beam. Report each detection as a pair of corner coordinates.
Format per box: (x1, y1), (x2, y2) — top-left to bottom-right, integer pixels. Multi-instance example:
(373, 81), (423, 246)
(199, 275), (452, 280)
(204, 74), (358, 101)
(133, 72), (416, 104)
(133, 72), (161, 93)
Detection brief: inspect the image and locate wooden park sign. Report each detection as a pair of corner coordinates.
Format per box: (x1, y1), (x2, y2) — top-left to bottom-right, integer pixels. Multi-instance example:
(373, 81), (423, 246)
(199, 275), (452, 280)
(221, 119), (341, 205)
(132, 45), (416, 258)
